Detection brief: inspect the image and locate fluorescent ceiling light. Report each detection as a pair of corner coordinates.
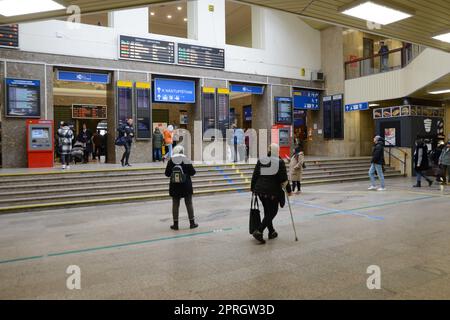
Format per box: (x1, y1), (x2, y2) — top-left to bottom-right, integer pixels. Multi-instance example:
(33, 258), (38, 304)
(177, 6), (182, 11)
(167, 15), (172, 19)
(428, 89), (450, 95)
(341, 1), (412, 25)
(150, 12), (155, 16)
(433, 32), (450, 44)
(369, 103), (380, 107)
(0, 0), (65, 17)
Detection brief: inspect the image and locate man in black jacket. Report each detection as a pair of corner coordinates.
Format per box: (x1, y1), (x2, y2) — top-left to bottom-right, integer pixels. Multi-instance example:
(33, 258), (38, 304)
(413, 139), (433, 188)
(118, 118), (134, 167)
(368, 135), (386, 191)
(251, 143), (293, 244)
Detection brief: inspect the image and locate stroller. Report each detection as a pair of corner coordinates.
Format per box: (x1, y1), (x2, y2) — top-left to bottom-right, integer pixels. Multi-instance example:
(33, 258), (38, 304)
(71, 141), (85, 164)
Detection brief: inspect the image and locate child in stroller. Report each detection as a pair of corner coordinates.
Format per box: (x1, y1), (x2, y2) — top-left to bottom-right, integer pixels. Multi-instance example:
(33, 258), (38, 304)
(71, 141), (85, 164)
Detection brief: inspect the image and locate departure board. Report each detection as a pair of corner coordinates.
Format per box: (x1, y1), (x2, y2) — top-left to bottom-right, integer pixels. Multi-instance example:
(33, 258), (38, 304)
(119, 35), (175, 64)
(178, 43), (225, 69)
(216, 90), (230, 137)
(72, 104), (107, 120)
(0, 24), (18, 48)
(5, 78), (40, 118)
(202, 88), (216, 134)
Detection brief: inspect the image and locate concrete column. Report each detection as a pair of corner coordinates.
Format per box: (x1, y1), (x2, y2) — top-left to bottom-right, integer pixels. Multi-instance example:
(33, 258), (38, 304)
(195, 0), (225, 46)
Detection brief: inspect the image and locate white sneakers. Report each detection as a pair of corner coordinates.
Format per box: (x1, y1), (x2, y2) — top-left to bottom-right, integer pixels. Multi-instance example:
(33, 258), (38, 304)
(368, 186), (386, 191)
(62, 164), (66, 170)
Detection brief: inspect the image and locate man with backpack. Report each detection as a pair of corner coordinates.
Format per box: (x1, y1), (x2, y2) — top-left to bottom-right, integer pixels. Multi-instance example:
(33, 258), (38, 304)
(165, 145), (198, 230)
(117, 118), (134, 167)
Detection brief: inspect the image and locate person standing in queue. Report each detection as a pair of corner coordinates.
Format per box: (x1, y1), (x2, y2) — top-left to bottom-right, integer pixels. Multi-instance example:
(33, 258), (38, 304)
(119, 118), (134, 167)
(368, 135), (386, 191)
(163, 125), (174, 162)
(165, 145), (198, 230)
(93, 130), (102, 161)
(77, 123), (93, 164)
(289, 147), (305, 194)
(250, 143), (293, 244)
(413, 138), (433, 188)
(152, 127), (164, 162)
(57, 122), (74, 170)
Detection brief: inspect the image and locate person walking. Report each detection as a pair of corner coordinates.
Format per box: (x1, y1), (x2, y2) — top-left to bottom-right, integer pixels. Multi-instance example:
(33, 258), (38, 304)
(163, 125), (174, 162)
(250, 143), (293, 244)
(368, 135), (386, 191)
(413, 139), (433, 188)
(118, 118), (134, 167)
(289, 147), (305, 194)
(93, 130), (102, 161)
(438, 140), (450, 185)
(165, 145), (198, 230)
(77, 123), (93, 164)
(57, 122), (74, 170)
(153, 127), (164, 162)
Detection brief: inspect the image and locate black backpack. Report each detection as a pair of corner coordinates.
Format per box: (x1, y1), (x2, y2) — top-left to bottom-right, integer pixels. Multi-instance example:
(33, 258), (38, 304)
(171, 164), (186, 184)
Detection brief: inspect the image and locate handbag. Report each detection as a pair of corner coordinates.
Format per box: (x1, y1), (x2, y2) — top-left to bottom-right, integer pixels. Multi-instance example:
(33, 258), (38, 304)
(115, 136), (126, 146)
(249, 193), (261, 234)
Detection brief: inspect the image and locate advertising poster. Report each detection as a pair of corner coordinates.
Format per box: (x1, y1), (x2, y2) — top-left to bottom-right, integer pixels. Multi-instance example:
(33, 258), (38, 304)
(384, 128), (396, 146)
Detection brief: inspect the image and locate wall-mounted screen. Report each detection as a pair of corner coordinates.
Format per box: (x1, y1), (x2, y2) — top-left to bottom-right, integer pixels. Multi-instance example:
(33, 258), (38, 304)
(0, 24), (19, 48)
(293, 90), (320, 110)
(216, 91), (230, 137)
(154, 78), (196, 104)
(119, 35), (175, 64)
(275, 97), (292, 124)
(135, 83), (152, 140)
(5, 78), (40, 118)
(178, 43), (225, 69)
(72, 104), (107, 119)
(117, 81), (133, 126)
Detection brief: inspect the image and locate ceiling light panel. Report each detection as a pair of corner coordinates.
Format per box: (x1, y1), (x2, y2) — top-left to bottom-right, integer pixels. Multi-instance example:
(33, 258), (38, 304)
(0, 0), (65, 17)
(341, 1), (412, 25)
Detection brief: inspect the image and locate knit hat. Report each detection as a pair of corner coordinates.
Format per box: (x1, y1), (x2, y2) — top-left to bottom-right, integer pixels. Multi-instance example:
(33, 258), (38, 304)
(269, 143), (280, 157)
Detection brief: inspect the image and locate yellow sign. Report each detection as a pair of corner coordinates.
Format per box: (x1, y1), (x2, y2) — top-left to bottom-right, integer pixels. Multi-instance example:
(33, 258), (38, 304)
(217, 88), (230, 95)
(301, 68), (306, 77)
(135, 82), (151, 89)
(208, 4), (214, 12)
(202, 87), (215, 94)
(117, 80), (133, 88)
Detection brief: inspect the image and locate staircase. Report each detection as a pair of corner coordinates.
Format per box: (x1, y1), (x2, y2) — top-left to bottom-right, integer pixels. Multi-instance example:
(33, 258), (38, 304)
(0, 157), (402, 213)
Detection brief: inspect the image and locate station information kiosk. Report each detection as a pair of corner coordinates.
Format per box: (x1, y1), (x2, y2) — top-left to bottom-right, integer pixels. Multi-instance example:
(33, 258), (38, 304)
(26, 119), (54, 168)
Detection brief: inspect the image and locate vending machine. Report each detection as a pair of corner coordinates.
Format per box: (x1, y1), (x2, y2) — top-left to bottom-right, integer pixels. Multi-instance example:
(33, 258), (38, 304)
(26, 119), (54, 168)
(271, 124), (292, 159)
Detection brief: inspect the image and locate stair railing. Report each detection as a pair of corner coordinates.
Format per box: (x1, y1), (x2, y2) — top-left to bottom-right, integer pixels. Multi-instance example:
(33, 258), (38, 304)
(383, 140), (408, 176)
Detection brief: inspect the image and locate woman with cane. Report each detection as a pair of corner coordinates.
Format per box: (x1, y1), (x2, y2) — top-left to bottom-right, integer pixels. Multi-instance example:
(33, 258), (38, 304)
(250, 143), (293, 244)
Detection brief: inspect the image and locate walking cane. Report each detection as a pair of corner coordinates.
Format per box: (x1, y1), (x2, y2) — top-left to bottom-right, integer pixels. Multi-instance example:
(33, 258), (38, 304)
(285, 189), (299, 242)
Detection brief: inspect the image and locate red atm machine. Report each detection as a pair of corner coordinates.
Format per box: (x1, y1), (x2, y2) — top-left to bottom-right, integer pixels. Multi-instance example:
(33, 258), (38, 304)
(26, 119), (54, 168)
(271, 124), (292, 160)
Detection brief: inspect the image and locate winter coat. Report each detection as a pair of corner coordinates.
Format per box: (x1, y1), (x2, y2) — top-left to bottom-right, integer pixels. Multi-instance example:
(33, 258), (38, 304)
(413, 143), (430, 171)
(57, 126), (74, 155)
(439, 147), (450, 166)
(289, 153), (304, 181)
(251, 156), (292, 208)
(118, 124), (134, 145)
(371, 141), (385, 165)
(165, 154), (196, 198)
(163, 129), (173, 145)
(153, 131), (164, 149)
(77, 129), (93, 153)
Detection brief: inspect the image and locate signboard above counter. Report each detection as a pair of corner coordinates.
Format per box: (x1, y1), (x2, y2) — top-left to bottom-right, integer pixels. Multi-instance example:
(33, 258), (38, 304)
(293, 90), (320, 110)
(118, 35), (224, 70)
(373, 105), (445, 119)
(0, 24), (19, 48)
(72, 104), (107, 119)
(345, 102), (369, 112)
(153, 78), (196, 104)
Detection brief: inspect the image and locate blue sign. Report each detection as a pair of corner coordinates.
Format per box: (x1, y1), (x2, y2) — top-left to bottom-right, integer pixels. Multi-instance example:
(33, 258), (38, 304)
(345, 102), (369, 112)
(57, 71), (110, 84)
(293, 90), (320, 110)
(229, 84), (264, 95)
(154, 78), (196, 103)
(243, 106), (252, 121)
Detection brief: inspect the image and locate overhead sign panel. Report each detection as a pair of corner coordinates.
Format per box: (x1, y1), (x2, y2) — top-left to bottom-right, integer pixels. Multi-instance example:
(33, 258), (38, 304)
(0, 24), (18, 48)
(119, 35), (175, 64)
(178, 43), (225, 69)
(154, 78), (196, 104)
(345, 102), (369, 112)
(229, 84), (264, 95)
(57, 71), (110, 84)
(293, 90), (320, 110)
(72, 104), (107, 119)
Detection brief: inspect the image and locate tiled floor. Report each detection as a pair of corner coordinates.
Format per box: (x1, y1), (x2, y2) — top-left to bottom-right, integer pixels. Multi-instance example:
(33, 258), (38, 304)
(0, 177), (449, 299)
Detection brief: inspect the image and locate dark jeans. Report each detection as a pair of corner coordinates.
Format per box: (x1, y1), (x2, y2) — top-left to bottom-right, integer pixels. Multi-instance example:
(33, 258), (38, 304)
(416, 170), (431, 184)
(441, 165), (450, 183)
(121, 143), (131, 164)
(258, 195), (279, 234)
(60, 154), (70, 166)
(172, 195), (195, 222)
(153, 148), (162, 161)
(93, 146), (101, 160)
(292, 181), (301, 192)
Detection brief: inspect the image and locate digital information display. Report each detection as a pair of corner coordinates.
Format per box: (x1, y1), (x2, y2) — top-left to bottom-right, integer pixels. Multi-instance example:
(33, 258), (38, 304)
(154, 78), (196, 103)
(216, 89), (230, 137)
(119, 35), (175, 64)
(135, 83), (152, 140)
(332, 95), (344, 139)
(0, 24), (19, 48)
(293, 90), (320, 110)
(323, 96), (332, 139)
(72, 104), (107, 119)
(5, 78), (40, 118)
(202, 88), (216, 134)
(178, 43), (225, 69)
(275, 97), (293, 124)
(117, 81), (133, 126)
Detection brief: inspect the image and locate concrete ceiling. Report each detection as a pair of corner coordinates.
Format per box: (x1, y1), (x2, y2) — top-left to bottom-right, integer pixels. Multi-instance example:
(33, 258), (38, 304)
(410, 73), (450, 101)
(1, 0), (449, 52)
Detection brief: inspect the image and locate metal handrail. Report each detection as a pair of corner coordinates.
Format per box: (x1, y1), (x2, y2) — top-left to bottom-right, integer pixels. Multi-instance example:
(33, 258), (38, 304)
(383, 140), (408, 176)
(345, 48), (403, 66)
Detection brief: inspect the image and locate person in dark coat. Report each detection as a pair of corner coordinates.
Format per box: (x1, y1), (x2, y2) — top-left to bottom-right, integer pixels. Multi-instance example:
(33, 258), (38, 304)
(152, 127), (164, 162)
(77, 123), (93, 164)
(368, 135), (386, 191)
(118, 118), (134, 167)
(165, 145), (198, 230)
(413, 139), (433, 188)
(250, 143), (293, 244)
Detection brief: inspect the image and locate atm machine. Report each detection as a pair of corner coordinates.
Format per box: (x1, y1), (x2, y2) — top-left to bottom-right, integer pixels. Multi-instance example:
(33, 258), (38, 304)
(26, 119), (54, 168)
(272, 97), (293, 159)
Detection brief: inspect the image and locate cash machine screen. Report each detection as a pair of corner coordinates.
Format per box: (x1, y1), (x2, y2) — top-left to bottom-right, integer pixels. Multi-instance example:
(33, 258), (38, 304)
(32, 128), (49, 139)
(279, 129), (290, 146)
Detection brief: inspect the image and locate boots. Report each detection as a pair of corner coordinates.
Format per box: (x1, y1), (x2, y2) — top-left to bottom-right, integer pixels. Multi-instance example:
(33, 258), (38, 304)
(413, 181), (421, 188)
(170, 221), (179, 230)
(189, 219), (199, 229)
(427, 179), (433, 187)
